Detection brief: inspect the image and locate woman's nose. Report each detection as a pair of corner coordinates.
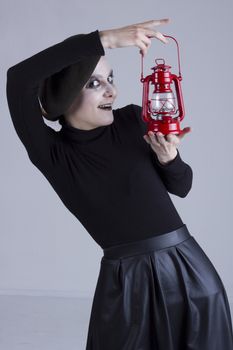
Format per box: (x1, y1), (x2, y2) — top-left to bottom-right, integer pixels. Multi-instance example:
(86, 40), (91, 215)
(104, 87), (113, 97)
(103, 84), (115, 97)
(104, 90), (113, 97)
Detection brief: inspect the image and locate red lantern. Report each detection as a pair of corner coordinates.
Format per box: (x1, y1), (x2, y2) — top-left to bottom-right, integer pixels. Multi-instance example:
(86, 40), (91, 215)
(140, 35), (185, 135)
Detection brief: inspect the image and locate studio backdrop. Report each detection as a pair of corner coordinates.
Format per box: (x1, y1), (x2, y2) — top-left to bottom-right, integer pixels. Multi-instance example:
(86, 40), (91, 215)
(1, 0), (232, 305)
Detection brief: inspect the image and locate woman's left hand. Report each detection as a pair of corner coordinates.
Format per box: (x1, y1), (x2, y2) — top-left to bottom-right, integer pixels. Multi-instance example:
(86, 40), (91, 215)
(143, 127), (191, 165)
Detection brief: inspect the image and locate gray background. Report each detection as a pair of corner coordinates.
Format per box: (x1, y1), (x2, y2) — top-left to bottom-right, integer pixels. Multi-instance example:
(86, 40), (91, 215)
(1, 0), (233, 304)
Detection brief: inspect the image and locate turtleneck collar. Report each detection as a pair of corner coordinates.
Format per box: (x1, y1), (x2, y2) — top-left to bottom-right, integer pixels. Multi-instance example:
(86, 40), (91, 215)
(59, 115), (109, 144)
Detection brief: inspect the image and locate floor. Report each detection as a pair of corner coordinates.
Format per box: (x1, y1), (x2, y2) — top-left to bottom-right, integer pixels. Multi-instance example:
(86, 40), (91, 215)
(0, 295), (92, 350)
(0, 295), (232, 350)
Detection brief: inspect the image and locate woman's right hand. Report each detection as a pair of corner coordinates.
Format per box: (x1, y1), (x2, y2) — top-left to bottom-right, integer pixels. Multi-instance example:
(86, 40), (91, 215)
(99, 19), (171, 57)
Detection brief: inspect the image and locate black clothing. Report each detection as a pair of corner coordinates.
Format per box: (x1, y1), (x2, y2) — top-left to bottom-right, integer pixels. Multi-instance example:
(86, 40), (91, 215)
(6, 30), (233, 350)
(86, 225), (233, 349)
(38, 34), (103, 121)
(6, 30), (193, 249)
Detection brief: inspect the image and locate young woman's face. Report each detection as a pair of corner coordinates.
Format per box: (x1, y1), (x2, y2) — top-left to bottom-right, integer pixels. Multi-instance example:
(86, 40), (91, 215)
(65, 56), (117, 130)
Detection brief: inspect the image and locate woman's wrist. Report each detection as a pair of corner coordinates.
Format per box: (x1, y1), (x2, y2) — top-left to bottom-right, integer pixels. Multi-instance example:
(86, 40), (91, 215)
(99, 30), (115, 49)
(157, 149), (178, 165)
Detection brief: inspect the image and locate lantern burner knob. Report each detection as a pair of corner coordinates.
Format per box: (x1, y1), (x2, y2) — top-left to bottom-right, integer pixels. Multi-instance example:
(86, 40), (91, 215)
(155, 58), (165, 65)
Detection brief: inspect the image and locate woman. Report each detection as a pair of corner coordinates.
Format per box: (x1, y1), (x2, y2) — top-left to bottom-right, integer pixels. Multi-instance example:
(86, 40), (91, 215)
(6, 19), (233, 349)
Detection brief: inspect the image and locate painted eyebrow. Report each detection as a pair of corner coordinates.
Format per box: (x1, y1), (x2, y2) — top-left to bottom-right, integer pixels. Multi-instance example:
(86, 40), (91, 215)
(89, 69), (113, 79)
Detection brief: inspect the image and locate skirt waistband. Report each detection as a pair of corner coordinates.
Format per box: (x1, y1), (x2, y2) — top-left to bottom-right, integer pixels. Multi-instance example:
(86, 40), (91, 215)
(103, 224), (192, 259)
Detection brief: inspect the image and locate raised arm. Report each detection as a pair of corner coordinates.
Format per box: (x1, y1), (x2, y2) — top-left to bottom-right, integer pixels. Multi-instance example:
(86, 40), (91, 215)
(6, 30), (105, 172)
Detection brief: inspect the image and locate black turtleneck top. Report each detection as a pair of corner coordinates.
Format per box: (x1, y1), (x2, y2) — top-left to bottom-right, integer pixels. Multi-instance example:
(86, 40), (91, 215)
(6, 30), (193, 249)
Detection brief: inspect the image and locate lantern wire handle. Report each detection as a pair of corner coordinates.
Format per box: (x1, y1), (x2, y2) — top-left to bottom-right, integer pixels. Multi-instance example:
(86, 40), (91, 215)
(164, 35), (182, 78)
(140, 35), (182, 80)
(140, 52), (144, 81)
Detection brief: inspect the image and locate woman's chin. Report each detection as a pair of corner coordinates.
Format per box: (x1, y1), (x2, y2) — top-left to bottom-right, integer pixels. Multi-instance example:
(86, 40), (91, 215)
(102, 112), (114, 125)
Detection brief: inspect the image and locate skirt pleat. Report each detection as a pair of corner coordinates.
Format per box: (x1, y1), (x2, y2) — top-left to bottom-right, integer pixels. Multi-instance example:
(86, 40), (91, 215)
(86, 225), (233, 350)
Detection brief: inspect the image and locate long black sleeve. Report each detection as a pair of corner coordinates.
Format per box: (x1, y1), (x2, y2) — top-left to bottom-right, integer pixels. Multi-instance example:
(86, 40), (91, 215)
(131, 104), (193, 198)
(151, 148), (193, 197)
(6, 30), (105, 171)
(6, 31), (192, 249)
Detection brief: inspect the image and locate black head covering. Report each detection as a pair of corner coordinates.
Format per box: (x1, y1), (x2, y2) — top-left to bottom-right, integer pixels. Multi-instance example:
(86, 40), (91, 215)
(38, 34), (101, 122)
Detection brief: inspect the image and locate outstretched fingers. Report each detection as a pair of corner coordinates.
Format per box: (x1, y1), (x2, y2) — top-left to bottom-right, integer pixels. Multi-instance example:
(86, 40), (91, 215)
(135, 18), (171, 28)
(142, 26), (170, 46)
(135, 18), (171, 45)
(100, 18), (171, 53)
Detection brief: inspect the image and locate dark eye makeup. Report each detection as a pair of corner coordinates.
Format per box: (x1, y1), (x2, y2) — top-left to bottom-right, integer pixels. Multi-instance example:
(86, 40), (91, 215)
(86, 74), (114, 89)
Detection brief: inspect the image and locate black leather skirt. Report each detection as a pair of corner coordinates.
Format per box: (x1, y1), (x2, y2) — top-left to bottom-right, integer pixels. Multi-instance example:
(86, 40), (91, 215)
(86, 224), (233, 349)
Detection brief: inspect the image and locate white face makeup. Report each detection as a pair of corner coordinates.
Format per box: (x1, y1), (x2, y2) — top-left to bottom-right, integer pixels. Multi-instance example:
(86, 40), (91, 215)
(65, 56), (118, 130)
